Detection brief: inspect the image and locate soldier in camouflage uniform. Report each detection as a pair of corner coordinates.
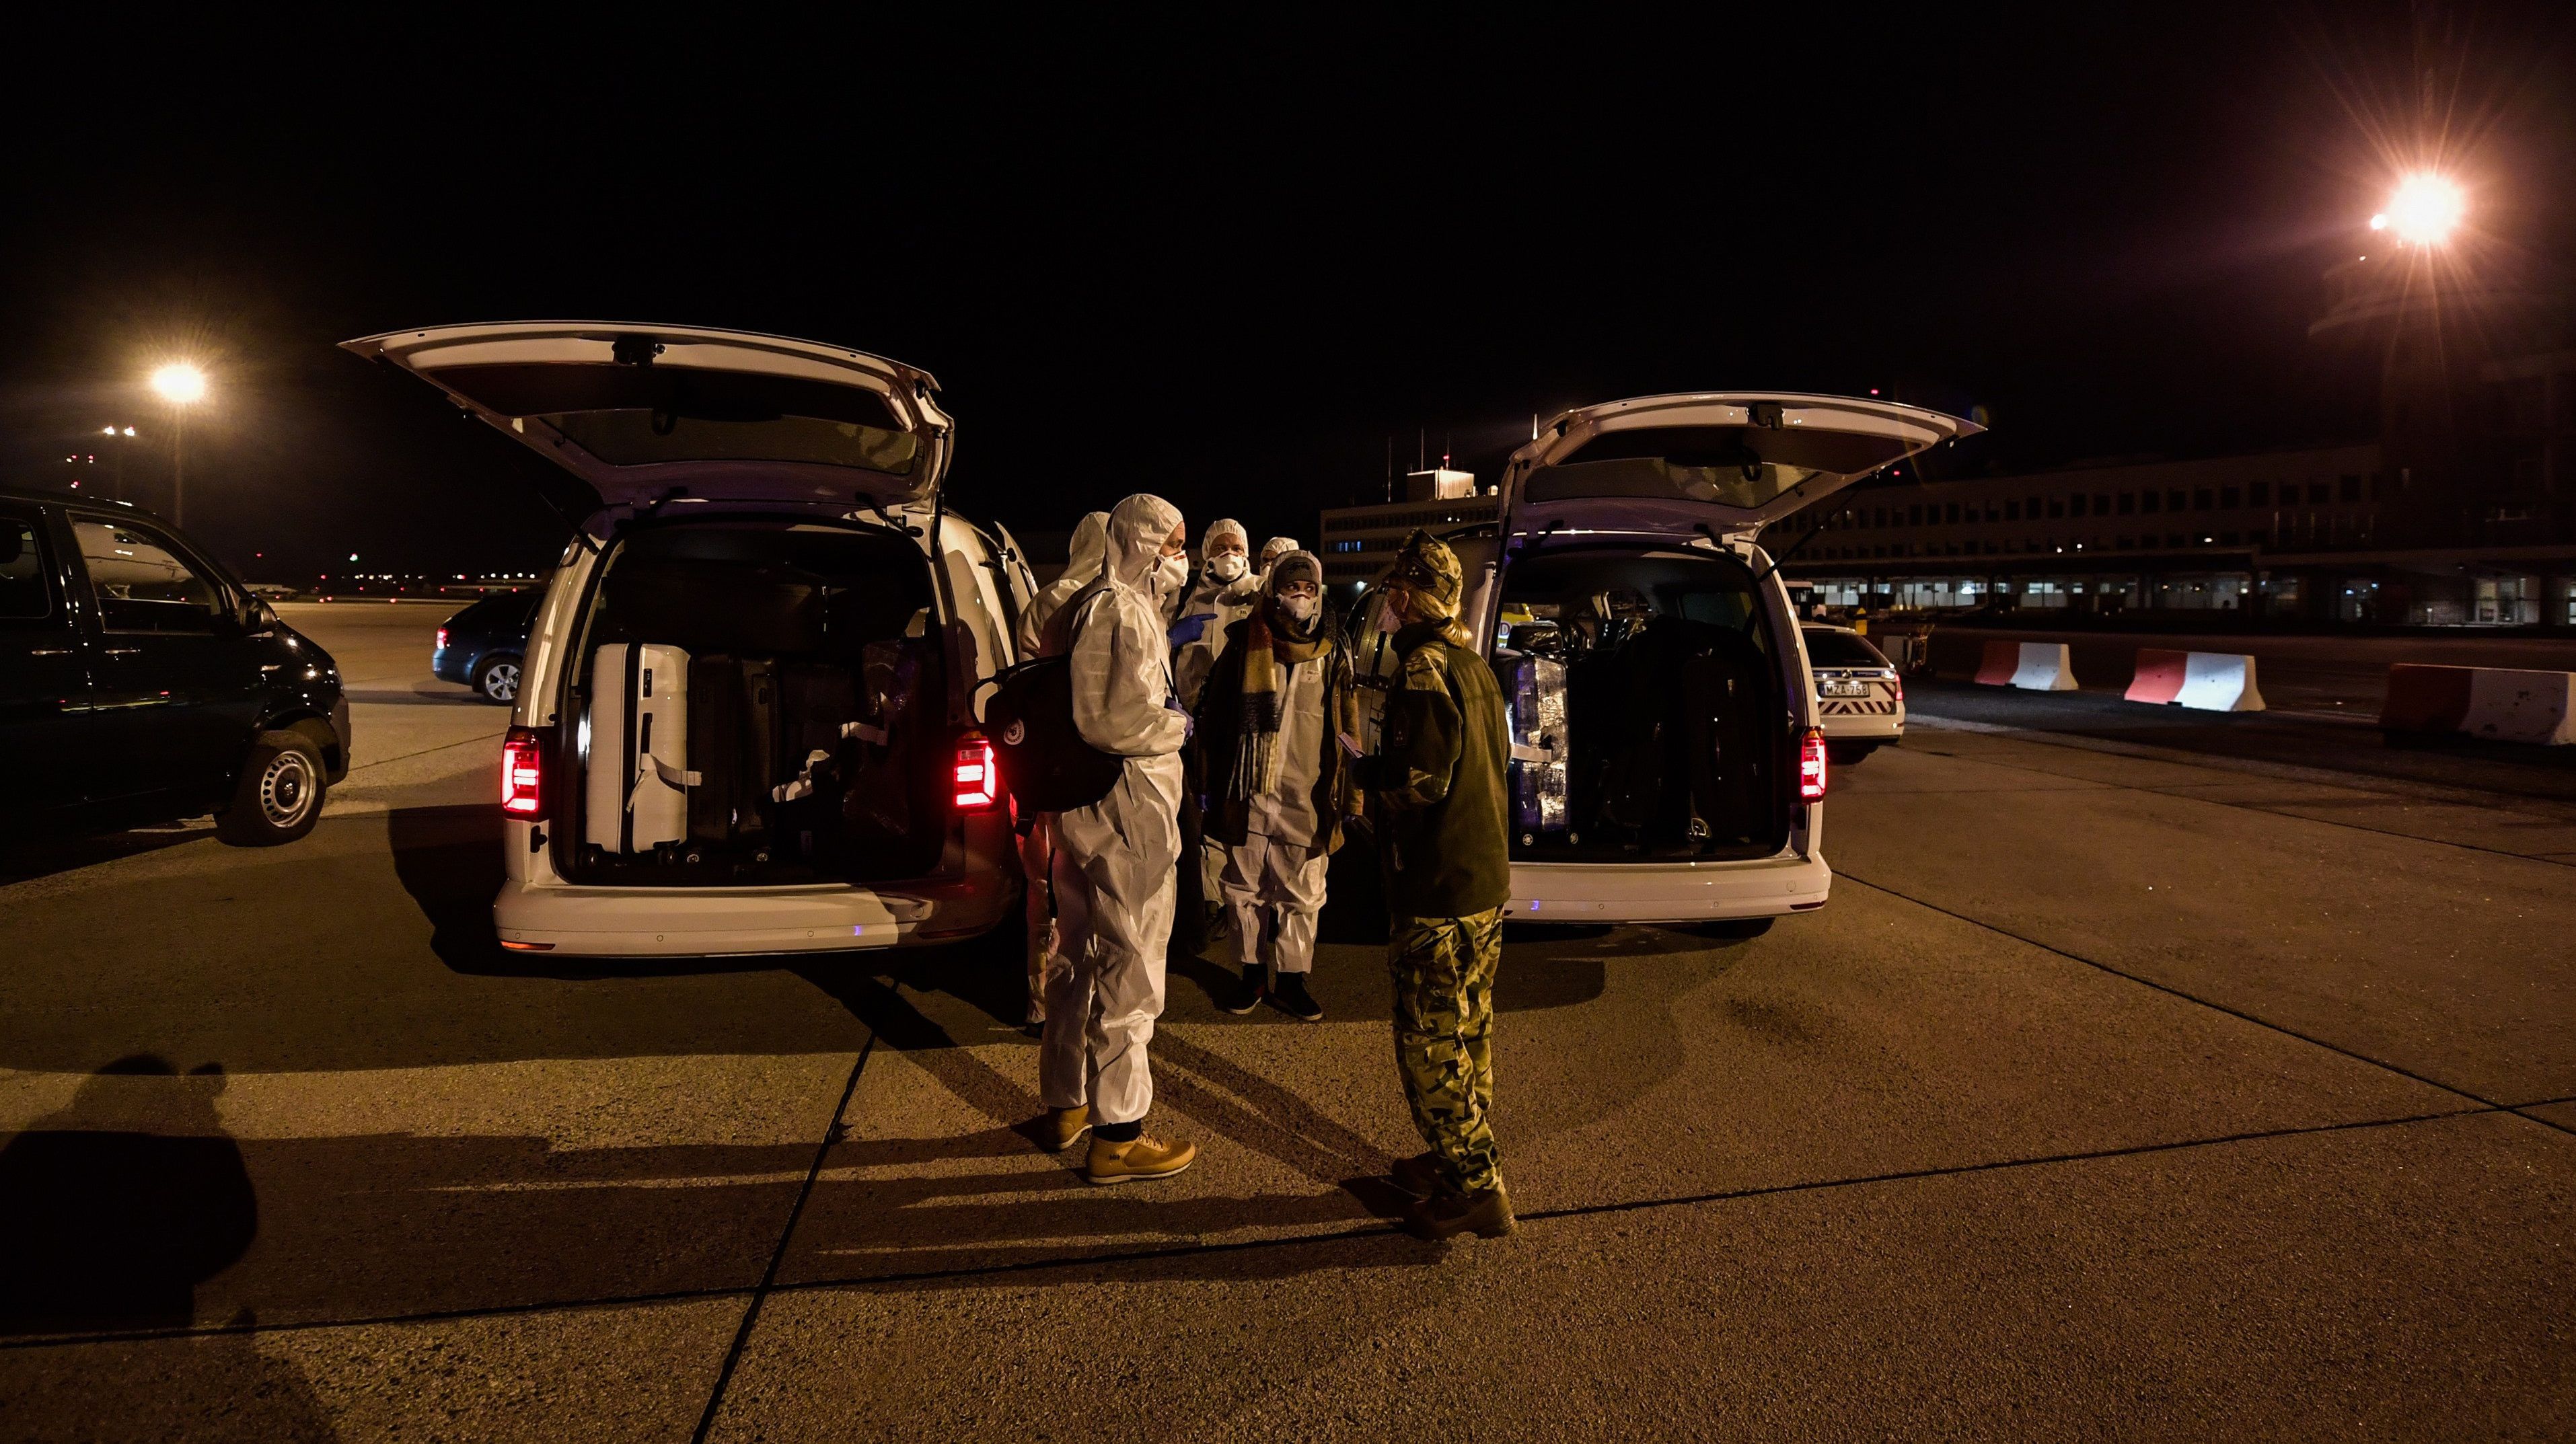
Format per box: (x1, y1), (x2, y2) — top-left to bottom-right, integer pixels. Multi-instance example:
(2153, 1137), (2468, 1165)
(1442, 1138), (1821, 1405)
(1353, 530), (1516, 1240)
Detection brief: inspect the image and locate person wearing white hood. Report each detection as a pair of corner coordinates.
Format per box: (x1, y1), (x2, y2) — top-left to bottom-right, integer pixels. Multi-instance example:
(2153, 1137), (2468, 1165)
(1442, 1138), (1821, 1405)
(1168, 519), (1253, 710)
(1036, 493), (1199, 1184)
(1257, 535), (1300, 579)
(1008, 511), (1112, 1030)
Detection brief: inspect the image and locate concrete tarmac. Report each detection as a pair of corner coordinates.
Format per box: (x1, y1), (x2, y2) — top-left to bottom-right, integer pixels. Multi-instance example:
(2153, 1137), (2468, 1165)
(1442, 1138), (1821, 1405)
(1, 606), (2569, 1441)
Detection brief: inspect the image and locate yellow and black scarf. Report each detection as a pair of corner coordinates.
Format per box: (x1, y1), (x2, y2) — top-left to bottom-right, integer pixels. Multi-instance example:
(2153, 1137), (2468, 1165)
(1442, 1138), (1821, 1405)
(1232, 595), (1336, 801)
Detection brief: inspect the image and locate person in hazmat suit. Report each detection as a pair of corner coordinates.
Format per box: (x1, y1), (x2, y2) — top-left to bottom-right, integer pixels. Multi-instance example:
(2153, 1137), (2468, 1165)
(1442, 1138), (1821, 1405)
(1351, 529), (1516, 1240)
(1035, 494), (1199, 1184)
(1169, 519), (1255, 710)
(1008, 511), (1112, 1029)
(1193, 549), (1354, 1022)
(1256, 535), (1300, 580)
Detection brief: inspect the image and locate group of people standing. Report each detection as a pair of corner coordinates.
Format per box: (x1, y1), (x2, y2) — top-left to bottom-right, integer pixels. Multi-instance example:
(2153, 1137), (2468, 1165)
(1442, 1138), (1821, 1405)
(1008, 495), (1516, 1242)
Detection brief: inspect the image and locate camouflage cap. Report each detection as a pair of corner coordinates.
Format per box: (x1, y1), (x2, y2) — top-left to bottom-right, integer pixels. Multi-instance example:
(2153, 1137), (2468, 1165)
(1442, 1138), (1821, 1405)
(1387, 529), (1463, 611)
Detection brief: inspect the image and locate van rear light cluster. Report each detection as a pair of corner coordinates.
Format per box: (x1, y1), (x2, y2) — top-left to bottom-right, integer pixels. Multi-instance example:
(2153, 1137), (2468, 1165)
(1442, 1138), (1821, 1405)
(435, 627), (449, 650)
(501, 726), (548, 819)
(953, 734), (1001, 810)
(1798, 728), (1829, 803)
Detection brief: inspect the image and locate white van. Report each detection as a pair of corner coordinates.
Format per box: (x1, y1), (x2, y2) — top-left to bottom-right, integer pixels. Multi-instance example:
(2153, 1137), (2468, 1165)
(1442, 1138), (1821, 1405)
(346, 323), (1037, 958)
(1352, 393), (1976, 926)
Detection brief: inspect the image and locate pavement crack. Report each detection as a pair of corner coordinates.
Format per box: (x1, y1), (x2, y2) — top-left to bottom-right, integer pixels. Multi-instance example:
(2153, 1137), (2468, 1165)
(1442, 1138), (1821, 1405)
(688, 1035), (877, 1444)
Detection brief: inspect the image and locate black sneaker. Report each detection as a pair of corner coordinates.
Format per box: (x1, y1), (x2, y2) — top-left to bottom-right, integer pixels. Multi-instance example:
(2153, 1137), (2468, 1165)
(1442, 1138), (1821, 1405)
(1218, 964), (1263, 1016)
(1267, 973), (1324, 1022)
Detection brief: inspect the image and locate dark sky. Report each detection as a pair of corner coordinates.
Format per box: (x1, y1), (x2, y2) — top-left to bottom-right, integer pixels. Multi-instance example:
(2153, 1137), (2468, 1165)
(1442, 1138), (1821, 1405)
(7, 6), (2571, 578)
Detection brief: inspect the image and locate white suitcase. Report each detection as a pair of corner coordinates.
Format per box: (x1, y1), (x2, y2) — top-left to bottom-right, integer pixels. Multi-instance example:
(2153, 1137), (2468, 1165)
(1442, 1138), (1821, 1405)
(585, 643), (701, 853)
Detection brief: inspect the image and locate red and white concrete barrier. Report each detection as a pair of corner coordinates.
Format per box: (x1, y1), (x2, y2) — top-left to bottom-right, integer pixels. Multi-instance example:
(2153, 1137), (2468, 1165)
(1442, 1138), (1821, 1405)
(1974, 640), (2078, 691)
(2125, 648), (2265, 712)
(2382, 664), (2576, 746)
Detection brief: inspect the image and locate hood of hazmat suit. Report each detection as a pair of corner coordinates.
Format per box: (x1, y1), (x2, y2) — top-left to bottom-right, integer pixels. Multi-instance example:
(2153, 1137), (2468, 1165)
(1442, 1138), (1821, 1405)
(1018, 510), (1111, 657)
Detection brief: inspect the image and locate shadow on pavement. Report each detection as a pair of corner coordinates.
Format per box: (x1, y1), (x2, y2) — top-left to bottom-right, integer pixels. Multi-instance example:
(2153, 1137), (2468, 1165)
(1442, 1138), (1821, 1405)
(0, 823), (213, 887)
(0, 1057), (258, 1336)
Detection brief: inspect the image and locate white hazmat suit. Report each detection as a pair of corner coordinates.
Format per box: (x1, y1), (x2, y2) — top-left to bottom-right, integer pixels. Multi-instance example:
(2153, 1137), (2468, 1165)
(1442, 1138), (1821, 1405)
(1041, 494), (1191, 1129)
(1170, 518), (1253, 710)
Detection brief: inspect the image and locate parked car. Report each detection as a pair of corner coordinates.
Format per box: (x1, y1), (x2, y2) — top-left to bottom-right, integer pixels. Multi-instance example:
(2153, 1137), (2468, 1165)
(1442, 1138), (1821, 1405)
(1802, 623), (1905, 765)
(433, 589), (542, 703)
(1348, 393), (1976, 927)
(0, 486), (349, 844)
(346, 321), (1038, 958)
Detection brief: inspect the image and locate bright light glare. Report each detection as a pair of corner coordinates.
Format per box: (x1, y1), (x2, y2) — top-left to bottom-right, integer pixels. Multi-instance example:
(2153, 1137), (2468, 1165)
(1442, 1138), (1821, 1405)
(150, 363), (209, 404)
(2384, 175), (2464, 246)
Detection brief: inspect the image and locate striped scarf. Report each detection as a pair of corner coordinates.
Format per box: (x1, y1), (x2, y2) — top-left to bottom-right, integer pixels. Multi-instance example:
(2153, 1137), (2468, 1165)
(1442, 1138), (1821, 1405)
(1232, 599), (1333, 801)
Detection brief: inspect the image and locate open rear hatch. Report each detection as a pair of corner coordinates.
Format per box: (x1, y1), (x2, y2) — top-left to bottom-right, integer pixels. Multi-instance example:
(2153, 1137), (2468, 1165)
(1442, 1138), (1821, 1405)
(1487, 393), (1975, 862)
(341, 321), (953, 519)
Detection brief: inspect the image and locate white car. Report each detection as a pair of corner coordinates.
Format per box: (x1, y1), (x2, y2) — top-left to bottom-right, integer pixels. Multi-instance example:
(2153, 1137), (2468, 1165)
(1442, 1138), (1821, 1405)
(346, 322), (1037, 958)
(1351, 393), (1975, 927)
(1802, 623), (1905, 765)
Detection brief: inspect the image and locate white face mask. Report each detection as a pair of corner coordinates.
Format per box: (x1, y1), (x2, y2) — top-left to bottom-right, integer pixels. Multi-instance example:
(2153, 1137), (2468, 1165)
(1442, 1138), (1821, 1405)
(1281, 593), (1319, 623)
(1207, 553), (1247, 582)
(1155, 553), (1188, 597)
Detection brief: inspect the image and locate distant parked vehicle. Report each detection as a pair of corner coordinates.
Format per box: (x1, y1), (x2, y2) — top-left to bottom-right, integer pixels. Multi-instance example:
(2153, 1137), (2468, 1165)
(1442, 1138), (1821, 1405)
(0, 486), (349, 845)
(433, 589), (542, 703)
(1802, 623), (1905, 765)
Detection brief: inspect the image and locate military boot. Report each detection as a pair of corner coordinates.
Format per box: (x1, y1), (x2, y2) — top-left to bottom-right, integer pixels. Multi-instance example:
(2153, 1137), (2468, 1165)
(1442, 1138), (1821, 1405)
(1403, 1184), (1515, 1240)
(1084, 1132), (1199, 1185)
(1039, 1106), (1089, 1153)
(1389, 1151), (1445, 1199)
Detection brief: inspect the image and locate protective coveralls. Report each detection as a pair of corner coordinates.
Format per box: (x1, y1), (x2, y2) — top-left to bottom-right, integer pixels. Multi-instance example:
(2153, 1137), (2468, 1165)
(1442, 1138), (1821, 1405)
(1009, 511), (1111, 1026)
(1257, 535), (1300, 579)
(1041, 494), (1192, 1143)
(1169, 518), (1255, 711)
(1193, 551), (1353, 1020)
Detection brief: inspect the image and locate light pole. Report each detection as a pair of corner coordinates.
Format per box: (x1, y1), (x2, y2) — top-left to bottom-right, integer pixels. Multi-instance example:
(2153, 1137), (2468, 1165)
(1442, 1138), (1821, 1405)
(149, 363), (208, 525)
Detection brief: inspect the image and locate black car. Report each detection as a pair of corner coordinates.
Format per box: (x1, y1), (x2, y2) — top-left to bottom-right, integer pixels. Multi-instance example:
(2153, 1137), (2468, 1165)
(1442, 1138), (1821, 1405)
(0, 486), (350, 845)
(431, 588), (540, 704)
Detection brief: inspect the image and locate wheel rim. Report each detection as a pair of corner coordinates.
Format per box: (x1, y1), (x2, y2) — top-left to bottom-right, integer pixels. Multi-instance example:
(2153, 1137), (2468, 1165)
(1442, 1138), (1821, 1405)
(258, 751), (317, 829)
(484, 662), (520, 701)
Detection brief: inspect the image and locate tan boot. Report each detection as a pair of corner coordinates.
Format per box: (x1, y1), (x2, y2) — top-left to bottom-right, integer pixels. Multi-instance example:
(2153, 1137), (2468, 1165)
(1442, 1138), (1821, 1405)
(1084, 1131), (1198, 1185)
(1039, 1106), (1089, 1153)
(1403, 1184), (1516, 1240)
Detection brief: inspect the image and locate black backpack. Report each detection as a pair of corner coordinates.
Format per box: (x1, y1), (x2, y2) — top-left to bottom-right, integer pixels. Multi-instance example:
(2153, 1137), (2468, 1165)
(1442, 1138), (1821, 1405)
(985, 590), (1126, 813)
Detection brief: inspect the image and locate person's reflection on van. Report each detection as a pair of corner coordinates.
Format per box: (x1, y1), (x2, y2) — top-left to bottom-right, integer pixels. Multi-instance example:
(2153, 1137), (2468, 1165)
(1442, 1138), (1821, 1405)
(0, 1057), (256, 1332)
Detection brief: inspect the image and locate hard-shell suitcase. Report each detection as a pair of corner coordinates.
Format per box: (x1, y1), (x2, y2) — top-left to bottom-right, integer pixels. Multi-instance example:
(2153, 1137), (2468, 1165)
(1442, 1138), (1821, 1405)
(585, 642), (700, 854)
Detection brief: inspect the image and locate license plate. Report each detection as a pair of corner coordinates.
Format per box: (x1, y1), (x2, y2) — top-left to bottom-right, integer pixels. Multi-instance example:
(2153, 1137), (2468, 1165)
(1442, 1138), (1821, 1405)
(1820, 679), (1870, 697)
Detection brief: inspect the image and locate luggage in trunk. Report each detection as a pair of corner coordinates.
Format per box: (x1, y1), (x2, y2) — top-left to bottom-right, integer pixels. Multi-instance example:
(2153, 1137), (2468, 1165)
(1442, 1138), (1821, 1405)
(584, 642), (700, 855)
(687, 656), (778, 849)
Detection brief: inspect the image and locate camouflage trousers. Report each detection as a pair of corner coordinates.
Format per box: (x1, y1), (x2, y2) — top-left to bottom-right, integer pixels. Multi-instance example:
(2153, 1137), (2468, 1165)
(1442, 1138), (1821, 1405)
(1387, 906), (1505, 1194)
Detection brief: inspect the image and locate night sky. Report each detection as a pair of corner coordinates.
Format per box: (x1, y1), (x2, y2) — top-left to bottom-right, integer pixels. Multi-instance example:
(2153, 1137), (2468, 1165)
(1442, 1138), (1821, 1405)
(7, 6), (2571, 580)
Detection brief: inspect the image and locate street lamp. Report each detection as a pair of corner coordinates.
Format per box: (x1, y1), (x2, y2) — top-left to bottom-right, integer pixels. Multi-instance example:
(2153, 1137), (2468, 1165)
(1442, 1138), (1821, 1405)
(2369, 174), (2464, 248)
(148, 363), (209, 524)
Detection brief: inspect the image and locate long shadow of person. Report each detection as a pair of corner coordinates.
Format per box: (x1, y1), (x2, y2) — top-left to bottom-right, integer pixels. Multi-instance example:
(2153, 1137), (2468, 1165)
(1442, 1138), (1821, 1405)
(0, 1057), (257, 1335)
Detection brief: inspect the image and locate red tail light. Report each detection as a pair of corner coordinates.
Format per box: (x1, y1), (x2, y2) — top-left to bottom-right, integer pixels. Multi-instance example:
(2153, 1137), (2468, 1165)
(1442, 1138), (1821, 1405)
(436, 627), (450, 650)
(501, 726), (548, 819)
(1798, 728), (1829, 803)
(1890, 674), (1905, 703)
(953, 734), (1001, 810)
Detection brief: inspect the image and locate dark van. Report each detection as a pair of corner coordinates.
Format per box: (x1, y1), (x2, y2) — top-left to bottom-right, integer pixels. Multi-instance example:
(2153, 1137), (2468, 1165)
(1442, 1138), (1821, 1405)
(0, 486), (350, 845)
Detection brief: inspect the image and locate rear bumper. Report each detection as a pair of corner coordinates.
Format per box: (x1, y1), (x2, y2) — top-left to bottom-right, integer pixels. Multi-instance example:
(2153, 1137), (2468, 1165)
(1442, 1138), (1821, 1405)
(1506, 850), (1829, 923)
(431, 646), (471, 684)
(493, 874), (1012, 957)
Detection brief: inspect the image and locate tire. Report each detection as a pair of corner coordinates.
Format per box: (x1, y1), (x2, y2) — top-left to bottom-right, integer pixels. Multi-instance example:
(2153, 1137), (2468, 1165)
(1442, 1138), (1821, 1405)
(1826, 740), (1878, 767)
(474, 654), (523, 705)
(215, 731), (328, 846)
